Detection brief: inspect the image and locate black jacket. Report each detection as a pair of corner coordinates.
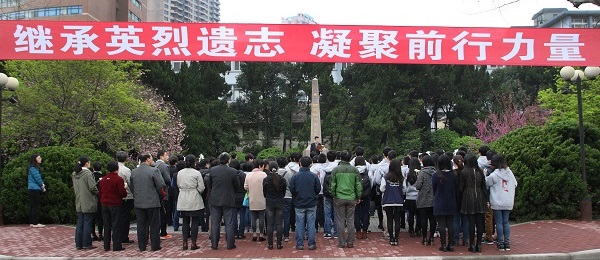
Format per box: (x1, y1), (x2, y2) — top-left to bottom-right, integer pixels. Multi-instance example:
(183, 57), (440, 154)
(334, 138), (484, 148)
(207, 164), (240, 207)
(262, 174), (287, 208)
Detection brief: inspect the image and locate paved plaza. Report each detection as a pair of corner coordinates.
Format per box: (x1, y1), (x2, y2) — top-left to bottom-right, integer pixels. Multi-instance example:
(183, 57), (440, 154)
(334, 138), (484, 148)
(0, 219), (599, 259)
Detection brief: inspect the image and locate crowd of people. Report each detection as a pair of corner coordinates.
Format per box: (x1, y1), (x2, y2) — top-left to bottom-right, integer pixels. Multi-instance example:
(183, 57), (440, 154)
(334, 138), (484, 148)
(26, 145), (517, 253)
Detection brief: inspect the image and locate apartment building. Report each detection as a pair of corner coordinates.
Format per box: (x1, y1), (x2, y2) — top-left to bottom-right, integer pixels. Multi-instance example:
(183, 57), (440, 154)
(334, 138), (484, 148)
(0, 0), (146, 22)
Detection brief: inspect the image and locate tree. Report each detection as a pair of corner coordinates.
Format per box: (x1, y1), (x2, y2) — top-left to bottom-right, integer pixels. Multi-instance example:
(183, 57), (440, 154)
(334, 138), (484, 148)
(2, 60), (169, 155)
(538, 75), (600, 127)
(475, 93), (549, 143)
(141, 61), (239, 156)
(232, 62), (288, 148)
(567, 0), (600, 8)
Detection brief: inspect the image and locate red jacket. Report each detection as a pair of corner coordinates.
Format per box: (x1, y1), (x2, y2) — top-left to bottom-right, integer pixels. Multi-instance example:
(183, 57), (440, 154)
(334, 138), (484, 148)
(99, 172), (127, 206)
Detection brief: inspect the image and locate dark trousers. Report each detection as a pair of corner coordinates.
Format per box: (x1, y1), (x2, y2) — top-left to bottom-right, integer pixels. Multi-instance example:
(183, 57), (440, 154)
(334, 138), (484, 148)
(384, 206), (403, 240)
(405, 199), (418, 234)
(354, 197), (370, 232)
(419, 207), (436, 239)
(165, 199), (173, 226)
(102, 205), (122, 251)
(316, 195), (324, 230)
(182, 211), (200, 243)
(135, 207), (161, 251)
(75, 212), (94, 249)
(266, 205), (284, 246)
(373, 193), (384, 228)
(437, 215), (454, 246)
(283, 198), (292, 237)
(210, 205), (235, 249)
(119, 199), (134, 242)
(160, 201), (168, 236)
(94, 202), (103, 237)
(467, 213), (485, 246)
(28, 190), (41, 225)
(200, 203), (210, 231)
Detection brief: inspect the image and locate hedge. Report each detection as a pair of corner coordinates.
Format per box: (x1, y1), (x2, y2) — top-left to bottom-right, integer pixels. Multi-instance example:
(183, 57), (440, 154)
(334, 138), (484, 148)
(0, 146), (113, 224)
(490, 120), (599, 221)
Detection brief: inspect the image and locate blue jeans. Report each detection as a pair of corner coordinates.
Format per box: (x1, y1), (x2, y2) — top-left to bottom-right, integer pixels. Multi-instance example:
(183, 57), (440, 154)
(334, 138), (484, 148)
(295, 206), (317, 247)
(75, 212), (94, 249)
(323, 197), (337, 236)
(494, 210), (511, 246)
(234, 206), (247, 236)
(172, 199), (180, 231)
(453, 212), (469, 245)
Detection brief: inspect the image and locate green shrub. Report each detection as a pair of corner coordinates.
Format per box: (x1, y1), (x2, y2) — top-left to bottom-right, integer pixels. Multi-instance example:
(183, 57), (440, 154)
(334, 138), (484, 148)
(0, 146), (113, 224)
(284, 146), (305, 158)
(429, 129), (460, 152)
(490, 121), (599, 221)
(452, 136), (484, 154)
(257, 147), (282, 159)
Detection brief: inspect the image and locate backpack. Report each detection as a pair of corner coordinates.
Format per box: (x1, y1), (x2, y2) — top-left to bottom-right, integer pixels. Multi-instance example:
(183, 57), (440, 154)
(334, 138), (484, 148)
(323, 171), (333, 198)
(359, 170), (372, 199)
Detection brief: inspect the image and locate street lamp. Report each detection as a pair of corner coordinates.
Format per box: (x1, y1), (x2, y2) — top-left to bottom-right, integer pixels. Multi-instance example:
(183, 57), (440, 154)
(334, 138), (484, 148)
(559, 66), (600, 221)
(0, 72), (19, 226)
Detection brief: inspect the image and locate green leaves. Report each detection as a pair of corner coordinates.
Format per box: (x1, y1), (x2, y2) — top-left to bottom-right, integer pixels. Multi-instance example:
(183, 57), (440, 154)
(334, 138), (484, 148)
(2, 60), (164, 154)
(490, 121), (600, 221)
(0, 146), (113, 224)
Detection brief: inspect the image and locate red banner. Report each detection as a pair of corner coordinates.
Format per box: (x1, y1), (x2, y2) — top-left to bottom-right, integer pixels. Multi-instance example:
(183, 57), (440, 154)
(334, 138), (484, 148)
(0, 20), (598, 66)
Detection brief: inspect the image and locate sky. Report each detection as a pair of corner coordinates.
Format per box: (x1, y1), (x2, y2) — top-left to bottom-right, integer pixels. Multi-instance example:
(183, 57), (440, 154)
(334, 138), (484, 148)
(220, 0), (600, 28)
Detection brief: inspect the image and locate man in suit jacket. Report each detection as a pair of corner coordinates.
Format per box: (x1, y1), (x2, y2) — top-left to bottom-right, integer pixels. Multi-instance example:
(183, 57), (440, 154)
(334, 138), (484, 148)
(310, 136), (322, 155)
(130, 153), (165, 252)
(207, 152), (240, 250)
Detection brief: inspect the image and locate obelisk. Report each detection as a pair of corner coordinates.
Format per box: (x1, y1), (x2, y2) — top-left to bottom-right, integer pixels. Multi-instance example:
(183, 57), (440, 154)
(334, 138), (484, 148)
(305, 78), (322, 156)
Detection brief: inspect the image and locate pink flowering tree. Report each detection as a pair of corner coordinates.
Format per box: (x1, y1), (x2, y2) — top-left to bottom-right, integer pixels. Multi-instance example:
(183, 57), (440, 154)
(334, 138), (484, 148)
(133, 87), (186, 156)
(475, 94), (550, 144)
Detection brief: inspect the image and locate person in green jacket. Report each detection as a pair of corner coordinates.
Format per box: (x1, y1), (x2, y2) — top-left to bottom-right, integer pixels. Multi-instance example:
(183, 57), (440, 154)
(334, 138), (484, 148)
(330, 151), (362, 249)
(72, 156), (99, 250)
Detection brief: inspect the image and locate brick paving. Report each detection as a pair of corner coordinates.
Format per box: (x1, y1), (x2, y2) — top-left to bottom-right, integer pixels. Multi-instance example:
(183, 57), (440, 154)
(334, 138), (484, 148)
(0, 220), (599, 258)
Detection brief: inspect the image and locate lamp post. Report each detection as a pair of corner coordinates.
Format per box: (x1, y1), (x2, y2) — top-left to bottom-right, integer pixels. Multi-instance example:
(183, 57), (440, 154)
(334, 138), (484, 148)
(559, 66), (600, 221)
(0, 72), (19, 226)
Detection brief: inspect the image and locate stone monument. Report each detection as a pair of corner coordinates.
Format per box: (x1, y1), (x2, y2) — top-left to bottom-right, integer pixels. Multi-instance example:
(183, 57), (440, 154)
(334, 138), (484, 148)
(304, 78), (325, 156)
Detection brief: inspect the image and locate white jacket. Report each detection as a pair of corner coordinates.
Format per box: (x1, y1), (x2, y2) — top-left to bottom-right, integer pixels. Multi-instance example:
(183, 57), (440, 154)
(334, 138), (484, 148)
(486, 168), (517, 210)
(176, 168), (205, 211)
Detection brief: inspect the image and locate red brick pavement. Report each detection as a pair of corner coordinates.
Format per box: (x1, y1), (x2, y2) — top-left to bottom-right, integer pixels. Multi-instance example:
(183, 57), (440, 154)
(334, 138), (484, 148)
(0, 220), (598, 258)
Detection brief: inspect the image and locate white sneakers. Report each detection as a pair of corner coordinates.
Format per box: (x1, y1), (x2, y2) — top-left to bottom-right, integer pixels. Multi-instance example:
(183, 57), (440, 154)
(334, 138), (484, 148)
(30, 224), (46, 228)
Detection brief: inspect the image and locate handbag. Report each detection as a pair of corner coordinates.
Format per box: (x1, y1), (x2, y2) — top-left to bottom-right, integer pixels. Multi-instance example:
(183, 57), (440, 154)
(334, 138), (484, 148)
(242, 192), (249, 207)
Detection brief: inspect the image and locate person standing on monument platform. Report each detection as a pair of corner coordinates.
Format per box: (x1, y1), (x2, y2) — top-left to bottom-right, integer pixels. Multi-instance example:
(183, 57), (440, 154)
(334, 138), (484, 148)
(310, 136), (322, 155)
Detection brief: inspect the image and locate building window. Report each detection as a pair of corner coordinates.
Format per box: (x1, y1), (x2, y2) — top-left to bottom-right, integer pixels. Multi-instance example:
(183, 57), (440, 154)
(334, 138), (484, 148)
(164, 16), (169, 21)
(232, 61), (242, 71)
(592, 18), (600, 28)
(130, 0), (142, 9)
(571, 18), (588, 28)
(128, 11), (141, 22)
(164, 10), (168, 15)
(1, 5), (81, 20)
(0, 0), (22, 8)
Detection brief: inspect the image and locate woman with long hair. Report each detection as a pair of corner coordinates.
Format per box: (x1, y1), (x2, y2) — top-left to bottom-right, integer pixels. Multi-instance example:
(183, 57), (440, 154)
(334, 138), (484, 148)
(404, 157), (421, 237)
(486, 154), (517, 251)
(27, 154), (45, 228)
(452, 155), (469, 247)
(263, 161), (287, 249)
(177, 154), (205, 250)
(380, 158), (404, 246)
(72, 156), (99, 250)
(432, 155), (457, 252)
(460, 154), (487, 253)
